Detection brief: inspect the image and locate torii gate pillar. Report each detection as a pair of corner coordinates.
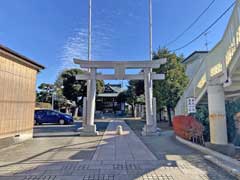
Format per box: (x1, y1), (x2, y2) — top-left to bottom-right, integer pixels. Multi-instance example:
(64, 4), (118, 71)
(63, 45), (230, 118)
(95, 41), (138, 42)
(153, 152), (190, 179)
(142, 67), (156, 136)
(86, 68), (98, 135)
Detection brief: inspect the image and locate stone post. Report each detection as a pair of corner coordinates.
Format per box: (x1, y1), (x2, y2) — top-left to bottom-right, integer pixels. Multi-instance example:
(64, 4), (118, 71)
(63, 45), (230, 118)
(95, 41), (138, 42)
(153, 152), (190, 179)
(141, 105), (145, 118)
(135, 104), (138, 117)
(137, 104), (140, 117)
(207, 83), (228, 145)
(82, 97), (87, 127)
(153, 97), (157, 128)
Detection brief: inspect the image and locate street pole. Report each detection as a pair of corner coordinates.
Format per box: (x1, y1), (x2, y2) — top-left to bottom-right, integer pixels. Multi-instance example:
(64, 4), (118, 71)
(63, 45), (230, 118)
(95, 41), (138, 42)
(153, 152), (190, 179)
(143, 0), (155, 135)
(88, 0), (92, 62)
(149, 0), (153, 61)
(85, 0), (92, 127)
(52, 93), (54, 110)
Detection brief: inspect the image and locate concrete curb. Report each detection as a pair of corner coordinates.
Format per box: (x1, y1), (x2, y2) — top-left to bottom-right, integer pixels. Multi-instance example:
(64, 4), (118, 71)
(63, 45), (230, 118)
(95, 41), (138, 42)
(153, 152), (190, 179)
(176, 136), (240, 179)
(204, 155), (240, 179)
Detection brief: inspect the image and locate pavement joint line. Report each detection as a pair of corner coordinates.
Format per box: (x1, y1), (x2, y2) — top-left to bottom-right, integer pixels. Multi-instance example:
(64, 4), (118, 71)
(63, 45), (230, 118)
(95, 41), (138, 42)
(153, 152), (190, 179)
(0, 120), (236, 180)
(93, 120), (157, 161)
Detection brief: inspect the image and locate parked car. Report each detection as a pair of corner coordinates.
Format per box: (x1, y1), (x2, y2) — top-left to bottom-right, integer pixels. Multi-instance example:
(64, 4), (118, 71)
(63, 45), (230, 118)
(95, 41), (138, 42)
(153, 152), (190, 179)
(34, 109), (74, 125)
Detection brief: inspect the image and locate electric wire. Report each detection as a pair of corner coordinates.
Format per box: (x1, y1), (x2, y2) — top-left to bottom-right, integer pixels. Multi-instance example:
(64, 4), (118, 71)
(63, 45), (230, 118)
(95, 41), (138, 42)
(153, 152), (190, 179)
(164, 0), (216, 47)
(170, 1), (236, 52)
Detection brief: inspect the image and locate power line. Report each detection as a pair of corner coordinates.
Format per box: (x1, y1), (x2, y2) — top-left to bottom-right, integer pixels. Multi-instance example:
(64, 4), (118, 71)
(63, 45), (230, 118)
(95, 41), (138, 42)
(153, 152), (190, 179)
(164, 0), (216, 47)
(171, 1), (236, 52)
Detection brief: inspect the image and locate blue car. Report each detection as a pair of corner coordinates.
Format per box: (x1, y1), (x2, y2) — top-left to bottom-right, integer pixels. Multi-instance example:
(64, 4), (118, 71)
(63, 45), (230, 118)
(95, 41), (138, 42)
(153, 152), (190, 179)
(34, 109), (74, 125)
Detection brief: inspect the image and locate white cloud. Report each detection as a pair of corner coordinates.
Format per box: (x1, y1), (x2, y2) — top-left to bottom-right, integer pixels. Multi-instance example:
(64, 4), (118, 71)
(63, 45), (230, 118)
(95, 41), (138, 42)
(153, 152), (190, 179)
(58, 0), (146, 72)
(59, 28), (88, 71)
(59, 23), (114, 72)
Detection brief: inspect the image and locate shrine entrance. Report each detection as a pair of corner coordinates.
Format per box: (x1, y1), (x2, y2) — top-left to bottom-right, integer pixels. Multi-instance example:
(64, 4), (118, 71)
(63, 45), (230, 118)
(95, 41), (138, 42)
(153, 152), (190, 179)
(74, 58), (166, 136)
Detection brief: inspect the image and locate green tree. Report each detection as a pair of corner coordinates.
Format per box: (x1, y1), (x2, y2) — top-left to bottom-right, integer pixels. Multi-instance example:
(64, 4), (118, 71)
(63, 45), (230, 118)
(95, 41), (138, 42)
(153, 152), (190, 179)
(57, 68), (104, 105)
(132, 80), (144, 96)
(96, 79), (105, 94)
(117, 80), (144, 117)
(153, 48), (188, 126)
(59, 69), (87, 104)
(36, 83), (55, 103)
(117, 90), (136, 117)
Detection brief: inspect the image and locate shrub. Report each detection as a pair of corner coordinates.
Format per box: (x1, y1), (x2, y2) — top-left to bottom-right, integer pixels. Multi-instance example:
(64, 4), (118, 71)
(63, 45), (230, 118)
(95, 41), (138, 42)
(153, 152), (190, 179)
(173, 115), (204, 142)
(225, 100), (239, 145)
(194, 105), (210, 142)
(186, 100), (240, 145)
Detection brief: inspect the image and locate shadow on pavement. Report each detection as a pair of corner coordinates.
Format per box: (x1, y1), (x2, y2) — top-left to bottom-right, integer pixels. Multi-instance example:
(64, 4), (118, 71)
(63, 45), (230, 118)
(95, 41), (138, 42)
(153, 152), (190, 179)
(0, 119), (236, 180)
(0, 140), (100, 168)
(33, 121), (109, 138)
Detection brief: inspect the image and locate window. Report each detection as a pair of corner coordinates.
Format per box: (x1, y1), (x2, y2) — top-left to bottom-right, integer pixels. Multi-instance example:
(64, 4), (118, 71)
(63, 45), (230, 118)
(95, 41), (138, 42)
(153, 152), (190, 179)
(46, 110), (58, 116)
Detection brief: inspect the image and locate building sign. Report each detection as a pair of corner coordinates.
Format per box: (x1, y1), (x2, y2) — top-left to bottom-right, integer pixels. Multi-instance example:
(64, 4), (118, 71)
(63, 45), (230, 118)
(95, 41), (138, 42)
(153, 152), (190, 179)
(186, 97), (196, 114)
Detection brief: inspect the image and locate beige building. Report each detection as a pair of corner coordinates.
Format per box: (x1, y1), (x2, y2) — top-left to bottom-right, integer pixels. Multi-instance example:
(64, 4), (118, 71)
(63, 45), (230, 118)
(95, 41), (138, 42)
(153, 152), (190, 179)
(0, 45), (44, 147)
(182, 51), (208, 79)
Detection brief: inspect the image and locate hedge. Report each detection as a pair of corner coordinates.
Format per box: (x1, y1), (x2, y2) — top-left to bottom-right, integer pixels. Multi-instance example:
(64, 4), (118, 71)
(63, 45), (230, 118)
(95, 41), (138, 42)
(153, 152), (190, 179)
(173, 115), (204, 143)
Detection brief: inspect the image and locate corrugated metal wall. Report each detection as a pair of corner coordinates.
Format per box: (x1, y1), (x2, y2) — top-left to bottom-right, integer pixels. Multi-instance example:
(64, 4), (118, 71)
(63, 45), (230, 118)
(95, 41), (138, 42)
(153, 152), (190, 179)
(0, 52), (37, 139)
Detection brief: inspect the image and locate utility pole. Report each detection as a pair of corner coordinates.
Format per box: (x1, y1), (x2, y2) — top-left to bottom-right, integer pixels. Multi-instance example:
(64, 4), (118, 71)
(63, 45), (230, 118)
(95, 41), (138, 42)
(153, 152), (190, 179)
(88, 0), (92, 61)
(85, 0), (92, 127)
(142, 0), (156, 135)
(149, 0), (153, 61)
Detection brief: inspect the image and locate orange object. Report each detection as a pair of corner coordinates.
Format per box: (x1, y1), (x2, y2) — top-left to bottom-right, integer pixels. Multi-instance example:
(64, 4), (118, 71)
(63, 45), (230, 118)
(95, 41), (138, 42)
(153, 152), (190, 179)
(173, 115), (204, 141)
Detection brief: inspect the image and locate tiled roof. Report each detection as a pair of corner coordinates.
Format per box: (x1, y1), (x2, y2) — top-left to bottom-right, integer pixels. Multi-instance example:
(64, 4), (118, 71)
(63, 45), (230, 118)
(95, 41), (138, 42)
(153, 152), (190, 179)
(109, 86), (123, 93)
(97, 93), (119, 97)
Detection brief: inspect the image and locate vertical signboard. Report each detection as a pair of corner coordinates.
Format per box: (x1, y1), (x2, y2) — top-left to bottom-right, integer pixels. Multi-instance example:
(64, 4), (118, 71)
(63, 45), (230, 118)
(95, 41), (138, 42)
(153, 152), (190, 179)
(186, 97), (196, 114)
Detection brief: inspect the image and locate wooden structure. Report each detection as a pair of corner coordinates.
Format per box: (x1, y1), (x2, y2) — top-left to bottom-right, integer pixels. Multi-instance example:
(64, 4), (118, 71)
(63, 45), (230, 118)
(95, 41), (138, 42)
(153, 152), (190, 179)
(96, 84), (125, 114)
(0, 45), (44, 145)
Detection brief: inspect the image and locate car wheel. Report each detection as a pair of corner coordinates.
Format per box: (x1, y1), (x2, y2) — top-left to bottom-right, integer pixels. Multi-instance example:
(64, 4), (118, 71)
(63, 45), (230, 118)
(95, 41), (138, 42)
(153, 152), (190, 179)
(59, 119), (65, 125)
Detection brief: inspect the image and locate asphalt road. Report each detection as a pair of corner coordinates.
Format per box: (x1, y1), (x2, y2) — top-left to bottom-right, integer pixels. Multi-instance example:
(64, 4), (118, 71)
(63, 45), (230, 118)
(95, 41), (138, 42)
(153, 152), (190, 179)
(33, 120), (109, 138)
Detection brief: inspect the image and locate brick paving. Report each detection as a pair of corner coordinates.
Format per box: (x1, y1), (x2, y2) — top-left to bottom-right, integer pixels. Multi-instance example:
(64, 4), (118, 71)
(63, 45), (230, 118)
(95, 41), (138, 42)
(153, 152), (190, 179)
(0, 160), (235, 180)
(0, 119), (236, 180)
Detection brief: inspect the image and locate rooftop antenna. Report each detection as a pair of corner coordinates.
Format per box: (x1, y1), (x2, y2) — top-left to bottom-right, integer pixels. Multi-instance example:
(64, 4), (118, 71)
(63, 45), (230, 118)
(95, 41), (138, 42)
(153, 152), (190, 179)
(204, 32), (209, 51)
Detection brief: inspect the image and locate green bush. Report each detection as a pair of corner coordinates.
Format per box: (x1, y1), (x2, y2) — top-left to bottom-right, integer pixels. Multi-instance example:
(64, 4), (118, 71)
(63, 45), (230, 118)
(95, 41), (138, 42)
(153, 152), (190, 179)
(194, 105), (210, 142)
(225, 100), (240, 145)
(193, 100), (240, 145)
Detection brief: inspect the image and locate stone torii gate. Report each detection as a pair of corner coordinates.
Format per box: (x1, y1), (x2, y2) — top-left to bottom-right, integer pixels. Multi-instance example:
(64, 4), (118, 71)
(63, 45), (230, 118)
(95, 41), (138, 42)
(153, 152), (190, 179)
(74, 58), (166, 136)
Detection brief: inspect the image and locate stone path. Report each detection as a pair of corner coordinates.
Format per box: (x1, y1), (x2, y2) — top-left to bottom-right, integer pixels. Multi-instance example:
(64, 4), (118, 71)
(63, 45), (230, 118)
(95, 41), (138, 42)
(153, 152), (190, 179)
(93, 120), (157, 161)
(0, 119), (236, 180)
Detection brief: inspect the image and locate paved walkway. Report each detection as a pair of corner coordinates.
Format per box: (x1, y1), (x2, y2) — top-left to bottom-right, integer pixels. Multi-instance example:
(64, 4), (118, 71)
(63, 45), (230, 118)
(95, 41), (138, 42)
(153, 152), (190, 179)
(0, 119), (235, 180)
(93, 120), (157, 161)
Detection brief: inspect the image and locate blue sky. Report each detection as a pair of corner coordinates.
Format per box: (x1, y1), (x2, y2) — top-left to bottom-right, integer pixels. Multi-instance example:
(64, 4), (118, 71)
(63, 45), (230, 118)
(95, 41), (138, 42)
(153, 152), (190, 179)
(0, 0), (234, 87)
